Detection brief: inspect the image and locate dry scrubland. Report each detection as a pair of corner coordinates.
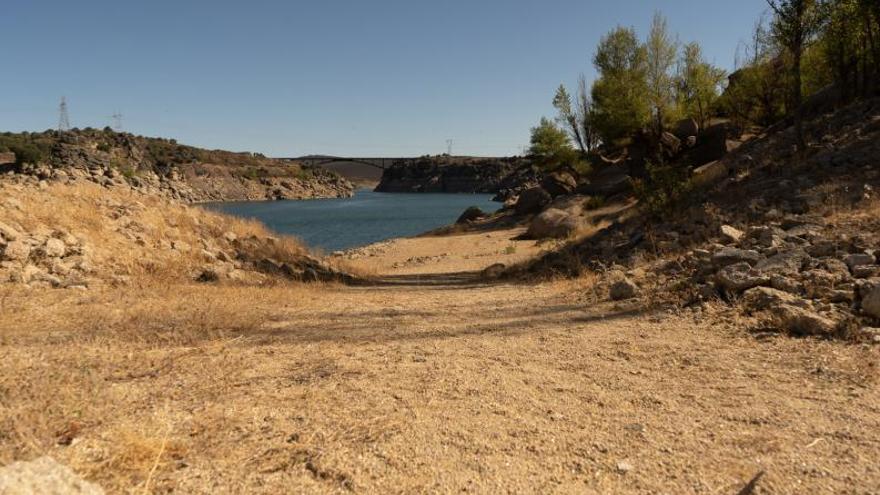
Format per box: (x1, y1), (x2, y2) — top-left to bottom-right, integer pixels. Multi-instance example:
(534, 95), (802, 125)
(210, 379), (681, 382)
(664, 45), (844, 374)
(1, 183), (879, 493)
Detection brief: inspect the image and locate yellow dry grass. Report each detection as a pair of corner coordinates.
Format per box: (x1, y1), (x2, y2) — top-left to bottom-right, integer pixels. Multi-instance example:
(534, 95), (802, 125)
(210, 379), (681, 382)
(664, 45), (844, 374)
(0, 182), (309, 285)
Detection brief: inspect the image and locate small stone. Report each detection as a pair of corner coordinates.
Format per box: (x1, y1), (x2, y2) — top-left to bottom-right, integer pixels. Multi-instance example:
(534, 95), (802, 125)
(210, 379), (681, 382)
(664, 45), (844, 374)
(861, 282), (880, 320)
(742, 287), (801, 312)
(845, 253), (876, 271)
(715, 262), (770, 292)
(223, 231), (238, 243)
(720, 225), (744, 244)
(2, 240), (31, 262)
(853, 265), (880, 279)
(0, 221), (20, 241)
(610, 279), (639, 301)
(771, 304), (837, 336)
(711, 247), (762, 268)
(44, 238), (66, 258)
(616, 461), (634, 474)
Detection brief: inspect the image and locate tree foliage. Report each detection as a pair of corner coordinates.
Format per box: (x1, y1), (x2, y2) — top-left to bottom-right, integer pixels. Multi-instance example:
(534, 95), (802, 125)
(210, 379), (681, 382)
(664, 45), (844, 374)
(528, 118), (583, 171)
(645, 12), (680, 134)
(591, 26), (650, 145)
(677, 42), (727, 129)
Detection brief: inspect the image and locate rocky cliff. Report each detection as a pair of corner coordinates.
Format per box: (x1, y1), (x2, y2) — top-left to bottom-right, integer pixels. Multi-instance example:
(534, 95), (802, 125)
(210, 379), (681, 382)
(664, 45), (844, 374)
(0, 129), (354, 202)
(374, 157), (522, 193)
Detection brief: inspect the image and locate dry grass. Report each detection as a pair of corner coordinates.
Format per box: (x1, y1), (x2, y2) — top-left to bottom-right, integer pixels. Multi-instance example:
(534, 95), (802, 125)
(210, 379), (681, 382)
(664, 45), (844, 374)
(1, 274), (879, 493)
(0, 182), (311, 285)
(2, 184), (880, 493)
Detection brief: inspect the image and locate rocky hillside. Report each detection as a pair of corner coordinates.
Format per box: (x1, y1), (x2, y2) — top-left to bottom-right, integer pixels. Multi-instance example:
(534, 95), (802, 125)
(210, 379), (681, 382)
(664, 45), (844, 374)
(509, 97), (880, 341)
(374, 156), (523, 193)
(0, 181), (355, 290)
(0, 129), (354, 202)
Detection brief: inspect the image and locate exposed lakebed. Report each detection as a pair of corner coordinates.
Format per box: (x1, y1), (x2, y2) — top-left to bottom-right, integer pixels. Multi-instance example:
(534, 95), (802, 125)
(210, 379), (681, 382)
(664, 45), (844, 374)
(203, 190), (499, 252)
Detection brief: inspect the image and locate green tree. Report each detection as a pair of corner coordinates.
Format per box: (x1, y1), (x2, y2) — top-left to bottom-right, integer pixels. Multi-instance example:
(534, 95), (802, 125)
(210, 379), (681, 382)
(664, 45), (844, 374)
(677, 42), (727, 129)
(821, 0), (880, 99)
(552, 79), (600, 153)
(528, 118), (583, 171)
(645, 12), (679, 135)
(767, 0), (827, 149)
(552, 85), (586, 153)
(721, 17), (788, 126)
(591, 26), (650, 145)
(576, 75), (600, 152)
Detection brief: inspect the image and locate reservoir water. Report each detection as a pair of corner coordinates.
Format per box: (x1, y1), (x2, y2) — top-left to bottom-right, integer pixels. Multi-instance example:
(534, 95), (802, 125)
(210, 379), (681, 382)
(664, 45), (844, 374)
(204, 190), (499, 252)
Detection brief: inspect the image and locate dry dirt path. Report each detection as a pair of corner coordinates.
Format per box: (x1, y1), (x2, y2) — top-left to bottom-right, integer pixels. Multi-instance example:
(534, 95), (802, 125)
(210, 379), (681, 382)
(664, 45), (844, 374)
(2, 229), (879, 494)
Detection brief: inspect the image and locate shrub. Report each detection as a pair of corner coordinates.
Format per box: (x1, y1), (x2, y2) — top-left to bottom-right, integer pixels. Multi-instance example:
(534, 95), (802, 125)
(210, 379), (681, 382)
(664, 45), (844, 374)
(631, 160), (693, 216)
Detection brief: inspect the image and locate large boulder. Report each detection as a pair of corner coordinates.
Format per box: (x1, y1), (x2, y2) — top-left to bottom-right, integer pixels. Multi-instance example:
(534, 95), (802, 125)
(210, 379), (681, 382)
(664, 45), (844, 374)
(514, 187), (552, 216)
(540, 171), (578, 197)
(691, 160), (730, 187)
(672, 118), (700, 140)
(686, 122), (742, 166)
(578, 164), (632, 197)
(526, 208), (580, 239)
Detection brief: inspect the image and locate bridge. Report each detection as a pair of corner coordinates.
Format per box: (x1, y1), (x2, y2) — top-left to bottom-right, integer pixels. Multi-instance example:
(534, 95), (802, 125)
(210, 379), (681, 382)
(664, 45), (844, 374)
(286, 156), (419, 170)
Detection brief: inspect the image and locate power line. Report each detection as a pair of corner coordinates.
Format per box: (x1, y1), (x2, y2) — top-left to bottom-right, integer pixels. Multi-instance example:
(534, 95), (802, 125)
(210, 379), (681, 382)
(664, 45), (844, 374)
(58, 96), (70, 132)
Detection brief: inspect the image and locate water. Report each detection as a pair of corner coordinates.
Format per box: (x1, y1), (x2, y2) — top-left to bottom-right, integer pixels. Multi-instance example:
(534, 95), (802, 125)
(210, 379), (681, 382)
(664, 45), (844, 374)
(203, 189), (499, 252)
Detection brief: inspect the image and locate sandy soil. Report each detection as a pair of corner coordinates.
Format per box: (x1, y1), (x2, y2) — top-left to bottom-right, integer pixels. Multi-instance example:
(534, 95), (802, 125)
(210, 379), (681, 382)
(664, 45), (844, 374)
(2, 228), (879, 494)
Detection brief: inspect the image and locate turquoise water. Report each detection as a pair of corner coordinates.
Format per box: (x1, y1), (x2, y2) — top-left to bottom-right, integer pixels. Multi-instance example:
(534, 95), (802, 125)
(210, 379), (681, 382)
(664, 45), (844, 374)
(203, 190), (499, 252)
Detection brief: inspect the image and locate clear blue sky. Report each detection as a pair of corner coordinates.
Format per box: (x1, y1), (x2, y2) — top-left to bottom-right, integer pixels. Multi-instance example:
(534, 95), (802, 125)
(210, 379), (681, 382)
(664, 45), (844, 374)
(0, 1), (768, 157)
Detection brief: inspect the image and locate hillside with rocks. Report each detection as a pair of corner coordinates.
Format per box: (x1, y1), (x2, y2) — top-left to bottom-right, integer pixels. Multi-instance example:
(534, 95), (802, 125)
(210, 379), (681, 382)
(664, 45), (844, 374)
(0, 181), (355, 290)
(0, 129), (354, 202)
(489, 97), (880, 342)
(374, 156), (524, 193)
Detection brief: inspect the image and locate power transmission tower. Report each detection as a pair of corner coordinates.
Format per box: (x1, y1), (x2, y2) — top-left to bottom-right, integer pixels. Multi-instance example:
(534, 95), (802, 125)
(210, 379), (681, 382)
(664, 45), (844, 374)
(58, 96), (71, 132)
(446, 139), (453, 156)
(110, 111), (123, 131)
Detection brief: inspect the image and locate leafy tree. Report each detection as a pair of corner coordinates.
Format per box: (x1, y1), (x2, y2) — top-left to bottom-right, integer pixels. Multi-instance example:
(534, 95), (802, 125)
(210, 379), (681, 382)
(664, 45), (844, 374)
(645, 12), (679, 134)
(552, 85), (586, 153)
(821, 0), (880, 99)
(767, 0), (827, 149)
(528, 118), (583, 171)
(552, 78), (600, 153)
(721, 17), (788, 126)
(576, 75), (600, 152)
(591, 26), (650, 145)
(677, 42), (727, 129)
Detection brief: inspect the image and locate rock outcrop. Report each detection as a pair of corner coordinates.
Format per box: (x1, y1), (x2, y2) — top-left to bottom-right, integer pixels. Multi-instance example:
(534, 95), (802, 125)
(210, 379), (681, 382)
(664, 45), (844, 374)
(0, 129), (354, 203)
(375, 157), (521, 193)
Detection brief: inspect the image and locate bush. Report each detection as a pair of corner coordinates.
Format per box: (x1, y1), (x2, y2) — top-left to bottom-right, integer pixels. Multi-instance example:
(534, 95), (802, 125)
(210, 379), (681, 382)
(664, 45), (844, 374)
(0, 135), (51, 166)
(631, 160), (693, 216)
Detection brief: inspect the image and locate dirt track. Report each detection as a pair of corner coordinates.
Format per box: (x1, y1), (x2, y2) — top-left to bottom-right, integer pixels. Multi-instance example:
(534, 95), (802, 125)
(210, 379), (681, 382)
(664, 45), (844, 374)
(2, 228), (880, 493)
